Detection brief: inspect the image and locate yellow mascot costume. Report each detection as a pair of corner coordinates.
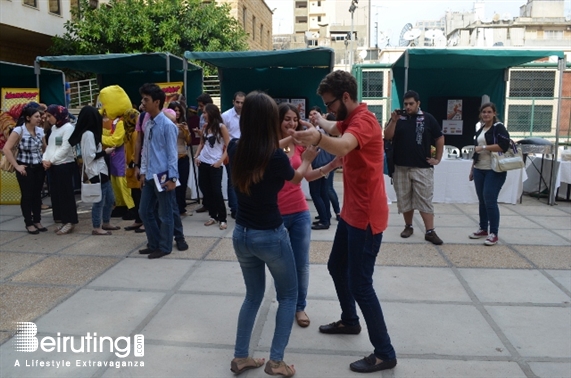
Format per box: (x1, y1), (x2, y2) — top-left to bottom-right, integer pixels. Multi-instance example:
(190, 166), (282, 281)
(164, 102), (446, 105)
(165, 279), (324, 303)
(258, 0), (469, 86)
(99, 85), (135, 219)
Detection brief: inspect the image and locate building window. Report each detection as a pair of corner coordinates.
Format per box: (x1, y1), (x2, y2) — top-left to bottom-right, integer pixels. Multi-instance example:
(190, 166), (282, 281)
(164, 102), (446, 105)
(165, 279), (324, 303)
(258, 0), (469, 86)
(368, 105), (384, 125)
(318, 16), (321, 22)
(260, 24), (264, 45)
(509, 70), (556, 98)
(242, 7), (247, 27)
(544, 30), (563, 40)
(362, 71), (384, 98)
(508, 105), (553, 132)
(22, 0), (37, 7)
(252, 16), (256, 40)
(318, 1), (321, 6)
(49, 0), (61, 14)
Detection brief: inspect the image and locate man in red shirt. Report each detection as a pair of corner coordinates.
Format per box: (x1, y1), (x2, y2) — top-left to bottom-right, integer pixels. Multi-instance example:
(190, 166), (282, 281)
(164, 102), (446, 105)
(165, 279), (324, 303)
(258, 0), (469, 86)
(288, 70), (396, 373)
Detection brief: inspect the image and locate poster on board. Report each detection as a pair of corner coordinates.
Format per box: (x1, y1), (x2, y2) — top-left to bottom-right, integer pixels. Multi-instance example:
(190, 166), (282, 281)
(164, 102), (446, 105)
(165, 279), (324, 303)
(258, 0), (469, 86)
(1, 88), (40, 113)
(156, 82), (184, 105)
(447, 99), (462, 120)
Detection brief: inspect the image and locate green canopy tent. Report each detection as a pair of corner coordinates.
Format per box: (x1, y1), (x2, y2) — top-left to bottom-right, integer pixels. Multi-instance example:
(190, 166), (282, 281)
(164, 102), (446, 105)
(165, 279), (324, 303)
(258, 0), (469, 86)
(0, 61), (65, 106)
(391, 48), (566, 205)
(35, 53), (203, 107)
(185, 47), (334, 115)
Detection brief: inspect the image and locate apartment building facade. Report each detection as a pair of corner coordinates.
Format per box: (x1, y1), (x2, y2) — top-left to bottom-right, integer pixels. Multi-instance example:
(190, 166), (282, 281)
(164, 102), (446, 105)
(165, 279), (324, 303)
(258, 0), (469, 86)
(216, 0), (273, 50)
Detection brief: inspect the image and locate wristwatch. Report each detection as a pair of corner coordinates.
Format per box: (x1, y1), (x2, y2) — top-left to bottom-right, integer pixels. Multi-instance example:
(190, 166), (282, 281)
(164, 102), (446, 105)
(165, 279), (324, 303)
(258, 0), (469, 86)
(169, 177), (177, 183)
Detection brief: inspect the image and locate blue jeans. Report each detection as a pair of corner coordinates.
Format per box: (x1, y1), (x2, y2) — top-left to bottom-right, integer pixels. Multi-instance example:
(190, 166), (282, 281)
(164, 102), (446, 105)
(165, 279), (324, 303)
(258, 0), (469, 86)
(226, 164), (237, 214)
(328, 218), (396, 361)
(326, 169), (340, 215)
(473, 168), (507, 235)
(233, 224), (297, 361)
(92, 180), (115, 228)
(139, 180), (175, 253)
(309, 177), (331, 224)
(282, 210), (311, 312)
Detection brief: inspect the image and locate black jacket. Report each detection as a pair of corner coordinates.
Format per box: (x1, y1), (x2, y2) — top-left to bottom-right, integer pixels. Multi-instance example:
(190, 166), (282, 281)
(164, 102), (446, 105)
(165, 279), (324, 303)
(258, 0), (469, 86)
(473, 122), (511, 163)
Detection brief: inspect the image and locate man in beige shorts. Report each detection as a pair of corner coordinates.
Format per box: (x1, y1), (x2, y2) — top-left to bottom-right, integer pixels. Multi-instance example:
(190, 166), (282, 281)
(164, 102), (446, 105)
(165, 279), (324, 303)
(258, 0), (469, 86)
(384, 90), (444, 245)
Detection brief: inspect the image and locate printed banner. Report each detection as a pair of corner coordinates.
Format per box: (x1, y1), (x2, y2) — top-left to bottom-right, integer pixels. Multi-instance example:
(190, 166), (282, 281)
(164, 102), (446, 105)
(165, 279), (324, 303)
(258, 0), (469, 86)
(1, 88), (40, 113)
(442, 120), (463, 135)
(156, 82), (183, 105)
(446, 99), (462, 120)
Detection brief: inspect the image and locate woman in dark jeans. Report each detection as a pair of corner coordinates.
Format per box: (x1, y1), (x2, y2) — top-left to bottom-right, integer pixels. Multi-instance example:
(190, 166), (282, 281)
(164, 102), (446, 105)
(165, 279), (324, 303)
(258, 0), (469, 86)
(469, 102), (511, 246)
(2, 104), (47, 234)
(42, 105), (78, 235)
(229, 92), (314, 377)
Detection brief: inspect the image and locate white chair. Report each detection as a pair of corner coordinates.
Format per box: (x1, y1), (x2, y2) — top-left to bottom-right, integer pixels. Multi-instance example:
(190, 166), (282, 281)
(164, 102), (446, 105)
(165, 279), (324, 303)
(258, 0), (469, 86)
(445, 145), (460, 158)
(461, 145), (475, 160)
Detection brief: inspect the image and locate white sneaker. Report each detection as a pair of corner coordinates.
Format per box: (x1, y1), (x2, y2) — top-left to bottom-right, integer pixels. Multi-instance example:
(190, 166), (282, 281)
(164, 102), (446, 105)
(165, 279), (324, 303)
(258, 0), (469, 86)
(484, 233), (498, 246)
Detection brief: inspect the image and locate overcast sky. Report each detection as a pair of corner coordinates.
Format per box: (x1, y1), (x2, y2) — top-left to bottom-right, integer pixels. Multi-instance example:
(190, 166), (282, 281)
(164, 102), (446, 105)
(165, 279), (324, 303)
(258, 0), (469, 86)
(265, 0), (571, 46)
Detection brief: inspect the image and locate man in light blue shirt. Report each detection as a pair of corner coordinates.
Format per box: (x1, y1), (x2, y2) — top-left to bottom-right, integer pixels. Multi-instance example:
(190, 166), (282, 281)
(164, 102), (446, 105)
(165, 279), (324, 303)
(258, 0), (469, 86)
(138, 83), (179, 259)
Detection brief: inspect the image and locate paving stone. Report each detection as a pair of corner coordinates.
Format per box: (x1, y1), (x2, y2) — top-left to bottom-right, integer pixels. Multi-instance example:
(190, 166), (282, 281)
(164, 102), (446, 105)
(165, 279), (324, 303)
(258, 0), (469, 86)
(0, 331), (10, 344)
(1, 232), (90, 253)
(0, 231), (25, 245)
(545, 270), (571, 292)
(36, 289), (165, 336)
(511, 204), (569, 216)
(500, 215), (544, 229)
(88, 258), (195, 291)
(525, 216), (571, 230)
(376, 243), (447, 267)
(502, 228), (570, 245)
(59, 234), (145, 256)
(440, 244), (532, 269)
(433, 203), (466, 215)
(9, 256), (120, 286)
(0, 205), (23, 217)
(381, 226), (428, 244)
(101, 345), (232, 378)
(486, 306), (571, 358)
(178, 260), (265, 294)
(309, 241), (333, 264)
(528, 362), (571, 378)
(0, 252), (46, 280)
(390, 359), (526, 378)
(375, 267), (471, 302)
(0, 284), (74, 331)
(433, 214), (479, 227)
(513, 245), (571, 269)
(551, 228), (571, 241)
(141, 294), (241, 346)
(205, 238), (237, 261)
(162, 236), (218, 260)
(459, 269), (571, 303)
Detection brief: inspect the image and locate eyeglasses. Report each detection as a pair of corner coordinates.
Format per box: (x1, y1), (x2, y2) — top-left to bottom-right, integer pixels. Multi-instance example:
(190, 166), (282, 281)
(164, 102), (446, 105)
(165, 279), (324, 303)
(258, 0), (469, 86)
(324, 98), (340, 109)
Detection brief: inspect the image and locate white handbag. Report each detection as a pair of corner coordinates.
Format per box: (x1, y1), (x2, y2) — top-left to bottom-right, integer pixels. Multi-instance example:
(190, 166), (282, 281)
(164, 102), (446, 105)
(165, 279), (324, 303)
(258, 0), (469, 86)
(81, 161), (102, 203)
(490, 131), (524, 173)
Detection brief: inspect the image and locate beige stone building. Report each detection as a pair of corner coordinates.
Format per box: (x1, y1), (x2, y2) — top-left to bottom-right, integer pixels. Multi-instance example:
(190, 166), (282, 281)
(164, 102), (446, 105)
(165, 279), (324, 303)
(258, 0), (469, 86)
(215, 0), (273, 50)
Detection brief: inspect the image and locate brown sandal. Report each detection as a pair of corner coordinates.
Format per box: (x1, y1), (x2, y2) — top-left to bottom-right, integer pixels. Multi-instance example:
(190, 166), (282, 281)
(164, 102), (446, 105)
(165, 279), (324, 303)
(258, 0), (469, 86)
(264, 360), (296, 377)
(295, 311), (310, 328)
(230, 357), (265, 376)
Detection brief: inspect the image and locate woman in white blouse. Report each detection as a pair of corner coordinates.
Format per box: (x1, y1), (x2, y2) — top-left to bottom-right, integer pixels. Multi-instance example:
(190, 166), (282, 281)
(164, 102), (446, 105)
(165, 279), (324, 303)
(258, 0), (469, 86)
(42, 105), (78, 235)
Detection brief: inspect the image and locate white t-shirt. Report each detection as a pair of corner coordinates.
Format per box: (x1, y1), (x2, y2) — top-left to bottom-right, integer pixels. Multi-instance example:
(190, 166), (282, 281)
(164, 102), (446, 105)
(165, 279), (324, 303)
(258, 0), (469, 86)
(198, 125), (225, 165)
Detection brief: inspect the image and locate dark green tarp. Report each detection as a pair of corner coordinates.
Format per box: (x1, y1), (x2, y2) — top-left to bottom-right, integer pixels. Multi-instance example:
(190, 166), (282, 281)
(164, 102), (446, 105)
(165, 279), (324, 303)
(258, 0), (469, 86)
(0, 61), (65, 106)
(36, 53), (203, 106)
(185, 48), (334, 114)
(391, 48), (566, 116)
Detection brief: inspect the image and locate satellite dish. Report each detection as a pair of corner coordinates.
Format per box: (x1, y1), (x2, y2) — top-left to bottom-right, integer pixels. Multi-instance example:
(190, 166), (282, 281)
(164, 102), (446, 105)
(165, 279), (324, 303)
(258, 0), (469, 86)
(403, 29), (421, 41)
(359, 49), (368, 60)
(492, 13), (500, 22)
(493, 42), (504, 46)
(399, 23), (414, 46)
(433, 29), (444, 39)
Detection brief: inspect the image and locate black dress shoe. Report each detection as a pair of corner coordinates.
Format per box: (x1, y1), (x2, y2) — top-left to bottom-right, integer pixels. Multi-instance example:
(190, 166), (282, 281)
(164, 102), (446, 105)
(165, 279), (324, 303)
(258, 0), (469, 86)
(311, 223), (330, 230)
(319, 320), (361, 335)
(26, 227), (40, 235)
(138, 248), (155, 255)
(148, 250), (170, 259)
(195, 205), (208, 213)
(349, 354), (397, 373)
(134, 228), (146, 233)
(176, 239), (188, 251)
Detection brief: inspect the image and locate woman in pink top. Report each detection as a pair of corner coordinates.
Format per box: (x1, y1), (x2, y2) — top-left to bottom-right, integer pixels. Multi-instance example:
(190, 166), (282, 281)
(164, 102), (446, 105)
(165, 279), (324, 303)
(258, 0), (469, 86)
(277, 103), (342, 328)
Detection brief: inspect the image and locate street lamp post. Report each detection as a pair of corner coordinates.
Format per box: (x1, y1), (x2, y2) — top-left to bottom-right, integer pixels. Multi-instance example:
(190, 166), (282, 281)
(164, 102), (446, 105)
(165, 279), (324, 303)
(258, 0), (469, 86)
(349, 0), (357, 69)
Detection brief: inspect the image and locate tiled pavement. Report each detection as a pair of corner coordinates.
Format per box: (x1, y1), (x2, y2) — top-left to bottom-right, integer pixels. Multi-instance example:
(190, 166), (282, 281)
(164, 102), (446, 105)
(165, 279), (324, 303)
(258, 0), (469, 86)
(0, 179), (570, 378)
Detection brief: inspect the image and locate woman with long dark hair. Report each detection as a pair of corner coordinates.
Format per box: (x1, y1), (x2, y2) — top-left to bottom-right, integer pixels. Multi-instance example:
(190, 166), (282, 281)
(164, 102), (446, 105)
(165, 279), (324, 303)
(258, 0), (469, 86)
(193, 103), (229, 229)
(469, 102), (511, 246)
(69, 106), (117, 235)
(42, 105), (78, 235)
(2, 104), (47, 234)
(168, 101), (192, 215)
(228, 92), (315, 377)
(277, 102), (340, 329)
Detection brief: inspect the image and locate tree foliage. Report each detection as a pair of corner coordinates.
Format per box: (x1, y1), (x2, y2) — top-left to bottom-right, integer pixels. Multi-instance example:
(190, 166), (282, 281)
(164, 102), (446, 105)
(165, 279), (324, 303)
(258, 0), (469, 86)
(50, 0), (248, 59)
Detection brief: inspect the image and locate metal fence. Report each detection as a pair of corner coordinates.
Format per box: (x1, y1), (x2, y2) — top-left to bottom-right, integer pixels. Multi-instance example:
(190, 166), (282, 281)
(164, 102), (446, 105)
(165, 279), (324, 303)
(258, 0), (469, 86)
(69, 78), (98, 109)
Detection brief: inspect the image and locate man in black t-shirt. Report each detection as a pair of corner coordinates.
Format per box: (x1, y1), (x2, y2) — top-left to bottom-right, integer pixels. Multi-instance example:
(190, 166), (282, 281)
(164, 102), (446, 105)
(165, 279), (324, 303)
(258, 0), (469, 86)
(384, 90), (444, 245)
